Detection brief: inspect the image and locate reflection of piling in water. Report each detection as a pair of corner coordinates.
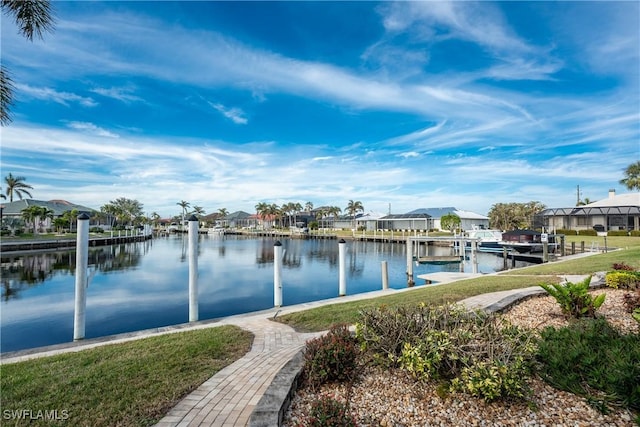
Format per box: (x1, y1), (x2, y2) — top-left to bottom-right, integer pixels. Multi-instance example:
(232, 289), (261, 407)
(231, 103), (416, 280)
(339, 239), (347, 296)
(73, 213), (90, 341)
(188, 215), (199, 322)
(274, 241), (283, 307)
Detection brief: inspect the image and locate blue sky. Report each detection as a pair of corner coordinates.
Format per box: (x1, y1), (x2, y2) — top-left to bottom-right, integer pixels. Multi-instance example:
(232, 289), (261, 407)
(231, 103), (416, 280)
(2, 1), (638, 218)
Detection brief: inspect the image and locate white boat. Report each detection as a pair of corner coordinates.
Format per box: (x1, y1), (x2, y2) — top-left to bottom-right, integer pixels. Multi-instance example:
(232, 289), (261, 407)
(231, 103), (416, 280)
(464, 228), (504, 252)
(207, 226), (225, 235)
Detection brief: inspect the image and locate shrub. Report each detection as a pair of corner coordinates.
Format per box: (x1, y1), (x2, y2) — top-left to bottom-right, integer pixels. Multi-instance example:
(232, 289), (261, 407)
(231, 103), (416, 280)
(555, 229), (578, 235)
(451, 358), (531, 402)
(605, 271), (640, 290)
(607, 230), (629, 236)
(578, 229), (597, 236)
(302, 396), (357, 427)
(622, 291), (640, 313)
(356, 303), (477, 366)
(359, 303), (536, 402)
(631, 230), (640, 237)
(539, 277), (605, 318)
(612, 262), (636, 271)
(90, 226), (105, 233)
(302, 324), (358, 390)
(537, 318), (640, 412)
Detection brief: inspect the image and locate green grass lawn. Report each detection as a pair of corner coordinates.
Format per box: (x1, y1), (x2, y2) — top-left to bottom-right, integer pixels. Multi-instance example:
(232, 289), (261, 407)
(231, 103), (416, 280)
(1, 326), (253, 427)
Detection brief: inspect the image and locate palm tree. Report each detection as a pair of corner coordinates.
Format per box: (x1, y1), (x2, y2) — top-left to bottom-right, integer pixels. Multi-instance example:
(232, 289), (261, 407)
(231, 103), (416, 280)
(345, 200), (364, 229)
(304, 201), (313, 213)
(21, 205), (52, 234)
(177, 200), (190, 230)
(150, 212), (161, 228)
(192, 206), (205, 219)
(327, 206), (342, 229)
(4, 173), (33, 202)
(620, 161), (640, 191)
(255, 202), (269, 229)
(217, 207), (228, 218)
(1, 0), (55, 126)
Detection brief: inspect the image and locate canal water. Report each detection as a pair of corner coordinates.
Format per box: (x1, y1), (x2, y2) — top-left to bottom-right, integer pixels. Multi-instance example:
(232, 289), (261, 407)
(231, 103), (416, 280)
(1, 235), (529, 353)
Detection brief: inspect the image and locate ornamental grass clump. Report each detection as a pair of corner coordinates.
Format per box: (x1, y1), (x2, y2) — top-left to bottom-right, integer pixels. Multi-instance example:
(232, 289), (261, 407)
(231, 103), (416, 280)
(536, 318), (640, 413)
(538, 276), (605, 319)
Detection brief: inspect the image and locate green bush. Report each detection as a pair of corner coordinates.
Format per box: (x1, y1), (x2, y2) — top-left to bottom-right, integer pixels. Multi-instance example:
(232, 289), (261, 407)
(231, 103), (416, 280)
(556, 229), (578, 235)
(605, 271), (640, 290)
(631, 230), (640, 237)
(356, 303), (476, 366)
(539, 277), (605, 318)
(358, 304), (536, 402)
(451, 358), (531, 402)
(578, 229), (598, 236)
(607, 230), (629, 236)
(537, 318), (640, 412)
(303, 396), (356, 427)
(90, 227), (105, 233)
(302, 324), (358, 390)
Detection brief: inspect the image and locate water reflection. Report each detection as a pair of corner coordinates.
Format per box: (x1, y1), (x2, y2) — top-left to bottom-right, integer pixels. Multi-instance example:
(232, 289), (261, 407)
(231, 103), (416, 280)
(1, 236), (531, 353)
(1, 241), (151, 301)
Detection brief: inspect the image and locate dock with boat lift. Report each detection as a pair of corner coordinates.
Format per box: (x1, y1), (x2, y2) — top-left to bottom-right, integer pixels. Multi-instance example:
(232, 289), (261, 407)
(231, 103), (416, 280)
(405, 235), (480, 287)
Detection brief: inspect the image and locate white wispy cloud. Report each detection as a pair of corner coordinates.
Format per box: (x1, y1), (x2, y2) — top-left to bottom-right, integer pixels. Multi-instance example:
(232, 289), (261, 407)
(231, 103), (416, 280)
(14, 83), (97, 107)
(90, 86), (144, 103)
(66, 121), (119, 138)
(209, 102), (248, 125)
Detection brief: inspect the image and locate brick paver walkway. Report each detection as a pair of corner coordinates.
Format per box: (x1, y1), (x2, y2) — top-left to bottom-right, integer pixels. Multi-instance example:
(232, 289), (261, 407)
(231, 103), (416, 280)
(155, 317), (321, 427)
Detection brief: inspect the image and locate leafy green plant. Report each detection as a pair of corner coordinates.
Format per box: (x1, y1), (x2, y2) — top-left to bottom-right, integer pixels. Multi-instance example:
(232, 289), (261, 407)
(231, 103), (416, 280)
(605, 270), (640, 289)
(632, 308), (640, 323)
(302, 324), (358, 390)
(536, 318), (640, 413)
(539, 277), (605, 318)
(451, 358), (531, 402)
(359, 303), (536, 402)
(356, 303), (478, 366)
(302, 396), (357, 427)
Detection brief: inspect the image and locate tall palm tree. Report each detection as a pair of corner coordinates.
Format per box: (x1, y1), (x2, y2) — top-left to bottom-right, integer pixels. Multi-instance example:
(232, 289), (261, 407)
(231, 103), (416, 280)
(304, 201), (313, 213)
(4, 173), (33, 202)
(21, 205), (52, 234)
(177, 200), (190, 230)
(327, 206), (342, 229)
(620, 161), (640, 191)
(1, 0), (55, 126)
(192, 206), (205, 219)
(345, 200), (364, 229)
(150, 212), (160, 228)
(217, 207), (228, 218)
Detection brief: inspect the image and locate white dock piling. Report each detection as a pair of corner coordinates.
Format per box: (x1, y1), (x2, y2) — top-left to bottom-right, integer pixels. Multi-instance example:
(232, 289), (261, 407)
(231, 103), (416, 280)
(406, 237), (414, 287)
(188, 215), (199, 322)
(274, 241), (283, 306)
(73, 213), (90, 341)
(381, 261), (389, 290)
(339, 239), (347, 296)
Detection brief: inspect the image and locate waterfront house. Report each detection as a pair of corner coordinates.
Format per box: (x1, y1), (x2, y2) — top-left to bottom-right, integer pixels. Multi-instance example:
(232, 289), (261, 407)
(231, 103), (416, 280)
(540, 189), (640, 232)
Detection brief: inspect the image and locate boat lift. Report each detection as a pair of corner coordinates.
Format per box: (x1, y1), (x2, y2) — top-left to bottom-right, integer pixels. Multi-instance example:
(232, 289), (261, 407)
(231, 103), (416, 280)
(405, 236), (479, 287)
